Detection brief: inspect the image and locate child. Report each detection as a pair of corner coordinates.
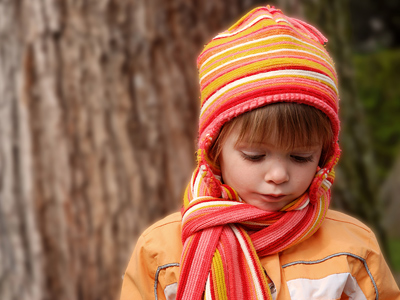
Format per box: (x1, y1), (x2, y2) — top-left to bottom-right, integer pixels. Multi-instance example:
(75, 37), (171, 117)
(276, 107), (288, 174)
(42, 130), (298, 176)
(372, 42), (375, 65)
(120, 5), (400, 300)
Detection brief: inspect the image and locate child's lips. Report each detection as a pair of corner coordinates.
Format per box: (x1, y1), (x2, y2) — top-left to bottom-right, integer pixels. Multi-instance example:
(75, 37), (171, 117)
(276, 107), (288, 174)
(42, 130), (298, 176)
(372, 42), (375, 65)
(260, 194), (286, 201)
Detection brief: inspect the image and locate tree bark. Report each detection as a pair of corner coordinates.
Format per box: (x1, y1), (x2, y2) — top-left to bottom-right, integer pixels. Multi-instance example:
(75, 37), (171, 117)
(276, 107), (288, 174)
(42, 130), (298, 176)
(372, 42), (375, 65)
(0, 2), (44, 299)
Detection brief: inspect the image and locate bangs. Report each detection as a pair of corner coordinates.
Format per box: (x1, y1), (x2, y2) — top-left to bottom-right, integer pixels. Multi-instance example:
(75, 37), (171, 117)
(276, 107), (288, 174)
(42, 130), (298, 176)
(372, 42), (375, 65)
(236, 104), (331, 150)
(210, 103), (333, 165)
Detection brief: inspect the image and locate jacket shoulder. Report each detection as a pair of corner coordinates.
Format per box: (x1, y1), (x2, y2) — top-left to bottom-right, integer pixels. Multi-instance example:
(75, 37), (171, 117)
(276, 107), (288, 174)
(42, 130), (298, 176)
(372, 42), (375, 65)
(142, 212), (182, 237)
(325, 209), (373, 233)
(138, 212), (183, 269)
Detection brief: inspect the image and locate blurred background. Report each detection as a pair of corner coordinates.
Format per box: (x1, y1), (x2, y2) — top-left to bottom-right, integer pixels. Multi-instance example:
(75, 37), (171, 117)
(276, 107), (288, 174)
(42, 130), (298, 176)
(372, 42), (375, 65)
(0, 0), (399, 299)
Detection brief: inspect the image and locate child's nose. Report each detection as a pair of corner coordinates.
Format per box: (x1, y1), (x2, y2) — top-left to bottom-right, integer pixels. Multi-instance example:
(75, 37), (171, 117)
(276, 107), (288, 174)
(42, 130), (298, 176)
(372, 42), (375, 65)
(264, 160), (289, 184)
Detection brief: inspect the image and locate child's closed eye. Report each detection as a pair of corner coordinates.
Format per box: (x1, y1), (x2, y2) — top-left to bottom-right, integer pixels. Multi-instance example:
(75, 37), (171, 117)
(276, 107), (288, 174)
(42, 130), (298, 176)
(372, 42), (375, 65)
(240, 152), (265, 162)
(290, 155), (314, 163)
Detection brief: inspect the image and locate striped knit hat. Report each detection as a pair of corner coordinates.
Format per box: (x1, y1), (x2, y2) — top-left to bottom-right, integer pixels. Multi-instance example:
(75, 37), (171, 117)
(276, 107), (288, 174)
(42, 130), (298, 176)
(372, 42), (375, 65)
(177, 6), (340, 300)
(197, 6), (339, 153)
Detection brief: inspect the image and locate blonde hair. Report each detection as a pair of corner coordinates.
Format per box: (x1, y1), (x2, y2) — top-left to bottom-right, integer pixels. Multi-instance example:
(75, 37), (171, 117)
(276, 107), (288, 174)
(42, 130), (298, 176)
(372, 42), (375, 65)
(210, 103), (333, 166)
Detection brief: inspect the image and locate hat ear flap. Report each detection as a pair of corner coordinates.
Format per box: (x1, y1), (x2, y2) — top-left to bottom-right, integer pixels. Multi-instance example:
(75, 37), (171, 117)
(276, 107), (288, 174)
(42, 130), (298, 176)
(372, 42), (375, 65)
(309, 142), (340, 204)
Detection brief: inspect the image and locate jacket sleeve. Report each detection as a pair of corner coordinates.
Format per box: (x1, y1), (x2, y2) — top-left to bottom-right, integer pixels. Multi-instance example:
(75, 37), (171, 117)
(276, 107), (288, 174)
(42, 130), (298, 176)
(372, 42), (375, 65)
(120, 235), (159, 300)
(364, 232), (400, 300)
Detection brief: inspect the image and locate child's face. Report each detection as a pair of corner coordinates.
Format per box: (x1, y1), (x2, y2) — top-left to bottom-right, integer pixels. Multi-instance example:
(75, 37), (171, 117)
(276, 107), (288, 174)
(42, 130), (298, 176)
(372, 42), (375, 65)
(219, 126), (322, 211)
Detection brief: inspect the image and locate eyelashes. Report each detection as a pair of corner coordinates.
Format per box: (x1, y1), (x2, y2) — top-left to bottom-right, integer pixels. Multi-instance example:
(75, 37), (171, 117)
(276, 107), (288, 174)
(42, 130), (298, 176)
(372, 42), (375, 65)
(240, 152), (314, 163)
(240, 153), (265, 162)
(290, 155), (314, 163)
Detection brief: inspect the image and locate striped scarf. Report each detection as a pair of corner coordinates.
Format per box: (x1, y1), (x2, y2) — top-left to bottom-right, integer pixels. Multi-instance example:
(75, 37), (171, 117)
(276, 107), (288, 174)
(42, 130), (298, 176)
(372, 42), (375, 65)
(177, 6), (340, 300)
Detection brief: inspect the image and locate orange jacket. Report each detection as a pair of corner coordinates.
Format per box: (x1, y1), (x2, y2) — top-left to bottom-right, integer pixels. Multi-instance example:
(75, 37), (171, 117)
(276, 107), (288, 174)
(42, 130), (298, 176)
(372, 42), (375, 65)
(120, 210), (400, 300)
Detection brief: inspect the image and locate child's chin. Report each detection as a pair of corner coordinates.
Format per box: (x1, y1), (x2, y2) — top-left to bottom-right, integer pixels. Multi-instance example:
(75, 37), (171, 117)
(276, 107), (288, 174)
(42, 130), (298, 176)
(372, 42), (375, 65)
(242, 199), (285, 212)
